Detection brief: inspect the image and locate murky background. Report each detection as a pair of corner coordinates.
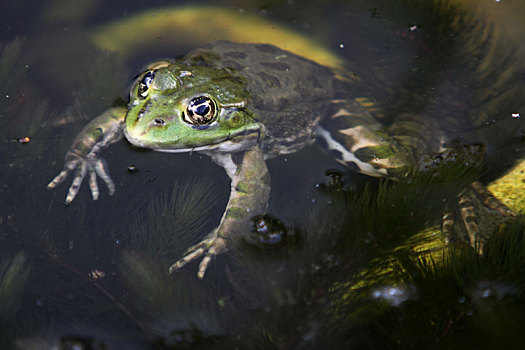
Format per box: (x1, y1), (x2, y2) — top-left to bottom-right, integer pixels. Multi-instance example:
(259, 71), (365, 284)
(1, 0), (524, 349)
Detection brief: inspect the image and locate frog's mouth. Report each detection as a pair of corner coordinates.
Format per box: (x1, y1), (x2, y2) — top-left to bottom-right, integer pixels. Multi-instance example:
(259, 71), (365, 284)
(124, 127), (262, 154)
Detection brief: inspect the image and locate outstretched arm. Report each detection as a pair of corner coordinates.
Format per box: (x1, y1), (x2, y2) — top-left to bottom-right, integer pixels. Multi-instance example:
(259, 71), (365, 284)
(48, 106), (127, 204)
(169, 145), (271, 278)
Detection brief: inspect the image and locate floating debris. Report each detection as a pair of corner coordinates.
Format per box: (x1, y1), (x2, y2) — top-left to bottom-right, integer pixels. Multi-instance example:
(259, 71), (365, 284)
(88, 269), (106, 280)
(15, 136), (31, 143)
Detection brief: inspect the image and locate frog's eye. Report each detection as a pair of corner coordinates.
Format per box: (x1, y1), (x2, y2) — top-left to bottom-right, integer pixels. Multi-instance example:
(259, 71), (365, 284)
(138, 70), (156, 98)
(183, 96), (217, 125)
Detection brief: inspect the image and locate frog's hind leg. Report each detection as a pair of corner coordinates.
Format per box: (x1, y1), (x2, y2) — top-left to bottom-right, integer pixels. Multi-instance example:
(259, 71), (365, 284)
(392, 120), (516, 252)
(385, 111), (517, 252)
(443, 181), (516, 253)
(314, 99), (410, 177)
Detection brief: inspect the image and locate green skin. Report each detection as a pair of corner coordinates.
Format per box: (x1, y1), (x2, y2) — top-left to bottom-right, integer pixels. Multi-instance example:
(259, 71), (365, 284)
(48, 41), (508, 278)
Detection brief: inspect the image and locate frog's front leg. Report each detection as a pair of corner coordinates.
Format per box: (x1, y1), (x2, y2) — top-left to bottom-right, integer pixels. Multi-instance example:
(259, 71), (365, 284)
(169, 145), (271, 279)
(48, 106), (127, 204)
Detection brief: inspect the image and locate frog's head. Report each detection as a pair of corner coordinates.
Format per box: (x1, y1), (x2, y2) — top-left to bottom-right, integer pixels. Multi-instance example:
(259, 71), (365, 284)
(124, 61), (262, 152)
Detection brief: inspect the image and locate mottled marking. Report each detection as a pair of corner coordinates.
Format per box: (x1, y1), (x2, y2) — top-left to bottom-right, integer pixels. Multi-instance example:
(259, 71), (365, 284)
(260, 62), (290, 71)
(222, 60), (244, 71)
(459, 201), (482, 252)
(314, 126), (387, 177)
(330, 108), (355, 119)
(263, 133), (316, 156)
(234, 184), (249, 194)
(464, 216), (477, 224)
(278, 97), (289, 108)
(354, 97), (369, 103)
(215, 75), (246, 86)
(308, 74), (322, 89)
(471, 181), (515, 216)
(257, 72), (281, 88)
(225, 206), (247, 219)
(255, 44), (280, 53)
(354, 148), (376, 162)
(357, 99), (376, 108)
(185, 50), (222, 66)
(442, 212), (454, 243)
(133, 101), (151, 126)
(331, 115), (372, 131)
(338, 126), (380, 152)
(224, 51), (247, 59)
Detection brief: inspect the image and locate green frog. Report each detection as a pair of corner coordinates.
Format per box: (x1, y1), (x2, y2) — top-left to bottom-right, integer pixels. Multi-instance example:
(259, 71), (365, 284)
(47, 40), (511, 278)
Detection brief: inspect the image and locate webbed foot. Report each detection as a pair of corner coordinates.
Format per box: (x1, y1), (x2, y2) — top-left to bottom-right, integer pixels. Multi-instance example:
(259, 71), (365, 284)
(443, 181), (517, 253)
(48, 153), (115, 205)
(47, 106), (126, 204)
(168, 228), (227, 279)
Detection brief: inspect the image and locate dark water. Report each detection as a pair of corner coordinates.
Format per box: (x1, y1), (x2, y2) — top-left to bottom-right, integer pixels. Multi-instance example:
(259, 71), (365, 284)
(1, 0), (524, 349)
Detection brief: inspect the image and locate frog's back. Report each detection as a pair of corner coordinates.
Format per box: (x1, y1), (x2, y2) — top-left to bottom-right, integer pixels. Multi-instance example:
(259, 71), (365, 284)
(183, 41), (339, 155)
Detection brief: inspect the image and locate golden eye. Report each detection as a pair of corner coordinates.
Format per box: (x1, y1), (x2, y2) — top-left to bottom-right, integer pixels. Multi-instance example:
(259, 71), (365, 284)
(138, 70), (156, 98)
(183, 96), (217, 125)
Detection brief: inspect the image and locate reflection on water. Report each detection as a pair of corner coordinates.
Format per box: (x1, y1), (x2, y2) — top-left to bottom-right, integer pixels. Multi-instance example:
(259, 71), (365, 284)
(1, 0), (524, 348)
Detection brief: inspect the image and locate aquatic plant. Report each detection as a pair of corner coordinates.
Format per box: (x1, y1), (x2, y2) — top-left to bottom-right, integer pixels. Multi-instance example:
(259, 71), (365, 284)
(0, 253), (30, 349)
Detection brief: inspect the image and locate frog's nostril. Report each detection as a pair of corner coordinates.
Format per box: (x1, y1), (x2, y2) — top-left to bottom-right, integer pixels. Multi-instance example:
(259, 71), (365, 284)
(152, 118), (166, 127)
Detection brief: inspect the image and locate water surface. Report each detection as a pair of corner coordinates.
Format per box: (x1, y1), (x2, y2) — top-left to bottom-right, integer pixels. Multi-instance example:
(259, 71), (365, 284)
(1, 0), (524, 349)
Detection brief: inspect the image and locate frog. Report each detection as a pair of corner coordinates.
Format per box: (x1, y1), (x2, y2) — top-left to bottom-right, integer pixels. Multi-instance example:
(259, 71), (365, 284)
(47, 40), (513, 278)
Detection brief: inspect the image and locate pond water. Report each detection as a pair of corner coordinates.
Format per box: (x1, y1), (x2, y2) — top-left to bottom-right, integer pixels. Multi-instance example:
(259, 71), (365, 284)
(1, 0), (524, 349)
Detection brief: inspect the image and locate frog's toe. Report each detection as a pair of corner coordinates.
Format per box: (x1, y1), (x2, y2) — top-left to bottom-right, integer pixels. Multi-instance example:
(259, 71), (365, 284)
(169, 230), (227, 279)
(49, 154), (116, 205)
(47, 170), (69, 190)
(169, 246), (207, 272)
(92, 156), (115, 196)
(47, 158), (81, 189)
(197, 237), (226, 279)
(88, 166), (100, 201)
(65, 162), (88, 205)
